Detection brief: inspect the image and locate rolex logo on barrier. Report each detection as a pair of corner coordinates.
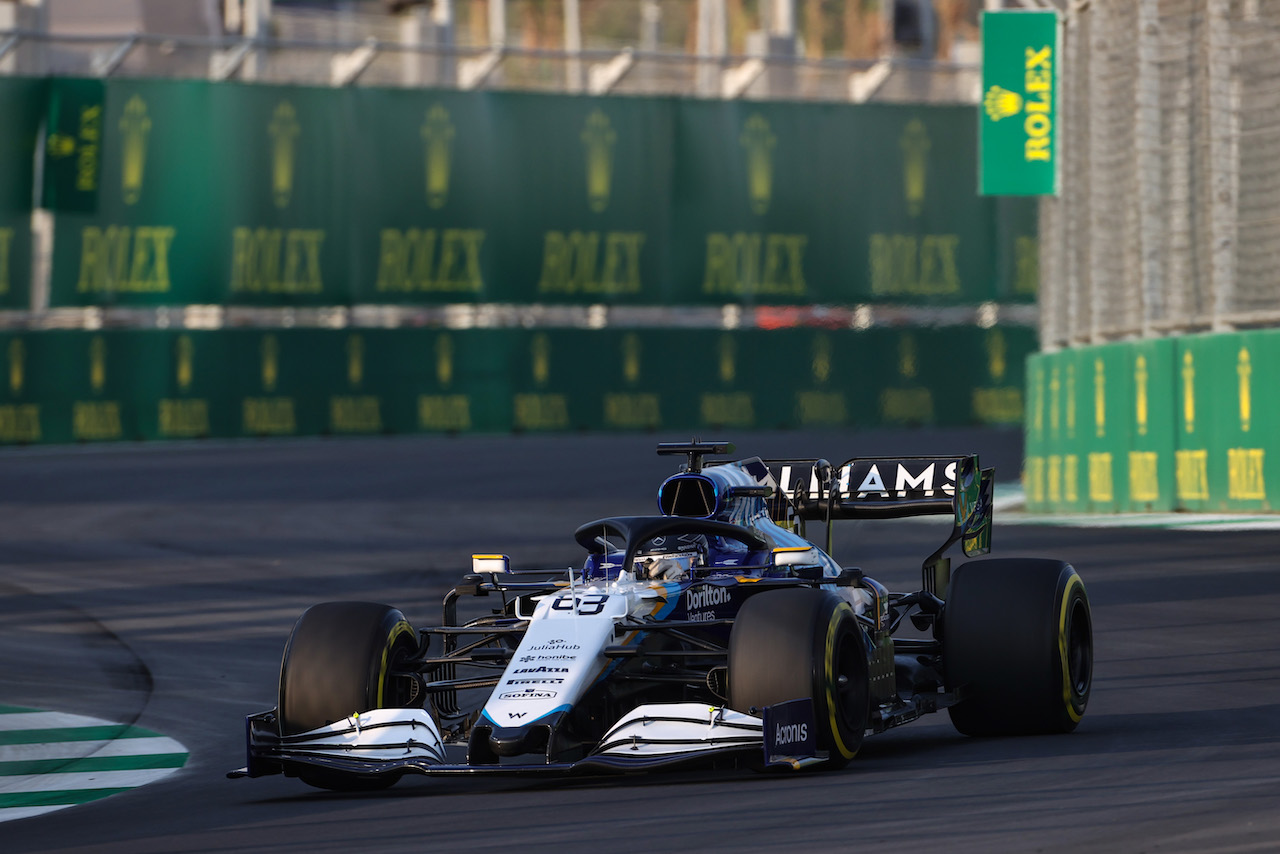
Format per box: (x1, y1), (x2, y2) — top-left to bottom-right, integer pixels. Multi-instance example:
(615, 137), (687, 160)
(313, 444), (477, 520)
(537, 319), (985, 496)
(1238, 347), (1252, 432)
(1094, 358), (1106, 437)
(9, 339), (24, 396)
(269, 102), (301, 209)
(719, 334), (736, 384)
(261, 334), (279, 392)
(986, 329), (1007, 381)
(436, 334), (454, 387)
(421, 104), (455, 209)
(898, 334), (917, 379)
(740, 115), (775, 215)
(1135, 354), (1151, 435)
(622, 333), (641, 385)
(90, 336), (107, 393)
(983, 85), (1023, 122)
(532, 333), (550, 386)
(120, 95), (151, 205)
(347, 334), (364, 388)
(900, 120), (930, 217)
(812, 335), (831, 384)
(1182, 350), (1195, 434)
(176, 334), (194, 392)
(582, 110), (616, 213)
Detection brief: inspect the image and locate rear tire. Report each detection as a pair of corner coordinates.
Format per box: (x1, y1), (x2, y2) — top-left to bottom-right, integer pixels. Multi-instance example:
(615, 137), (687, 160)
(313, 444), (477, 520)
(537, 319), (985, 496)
(943, 559), (1092, 736)
(729, 589), (869, 769)
(278, 601), (418, 790)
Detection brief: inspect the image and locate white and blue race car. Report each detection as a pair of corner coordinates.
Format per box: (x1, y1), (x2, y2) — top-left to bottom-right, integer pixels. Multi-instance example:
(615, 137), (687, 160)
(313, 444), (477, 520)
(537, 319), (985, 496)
(231, 441), (1092, 790)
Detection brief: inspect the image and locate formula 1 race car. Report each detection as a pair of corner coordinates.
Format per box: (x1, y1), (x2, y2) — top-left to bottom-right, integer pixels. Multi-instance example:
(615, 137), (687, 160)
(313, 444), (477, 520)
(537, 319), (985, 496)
(230, 441), (1093, 789)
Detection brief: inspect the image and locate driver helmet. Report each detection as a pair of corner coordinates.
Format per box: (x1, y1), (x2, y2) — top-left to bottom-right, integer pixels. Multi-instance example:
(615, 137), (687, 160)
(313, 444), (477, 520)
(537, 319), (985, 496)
(634, 533), (707, 581)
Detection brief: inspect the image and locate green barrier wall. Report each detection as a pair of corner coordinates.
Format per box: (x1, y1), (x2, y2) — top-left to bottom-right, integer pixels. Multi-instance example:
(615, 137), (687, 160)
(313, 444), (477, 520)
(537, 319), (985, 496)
(0, 78), (43, 310)
(0, 326), (1031, 444)
(27, 77), (1038, 308)
(1025, 330), (1278, 513)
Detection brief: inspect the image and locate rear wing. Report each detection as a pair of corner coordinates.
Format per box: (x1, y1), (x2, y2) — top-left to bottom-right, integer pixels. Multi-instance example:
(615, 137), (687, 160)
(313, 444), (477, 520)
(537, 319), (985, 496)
(763, 455), (993, 560)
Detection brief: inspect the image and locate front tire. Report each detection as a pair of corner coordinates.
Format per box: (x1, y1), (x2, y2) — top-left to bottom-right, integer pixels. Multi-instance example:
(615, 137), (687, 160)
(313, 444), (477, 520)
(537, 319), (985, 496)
(729, 589), (869, 770)
(943, 559), (1092, 736)
(278, 601), (418, 790)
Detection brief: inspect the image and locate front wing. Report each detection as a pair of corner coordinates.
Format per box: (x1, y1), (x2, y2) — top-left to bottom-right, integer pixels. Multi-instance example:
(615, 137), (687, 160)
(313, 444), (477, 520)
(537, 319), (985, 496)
(229, 701), (826, 780)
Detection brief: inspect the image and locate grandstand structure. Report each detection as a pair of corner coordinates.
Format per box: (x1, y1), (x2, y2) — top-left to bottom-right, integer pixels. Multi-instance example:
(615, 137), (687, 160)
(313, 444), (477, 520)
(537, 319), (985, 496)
(0, 0), (982, 103)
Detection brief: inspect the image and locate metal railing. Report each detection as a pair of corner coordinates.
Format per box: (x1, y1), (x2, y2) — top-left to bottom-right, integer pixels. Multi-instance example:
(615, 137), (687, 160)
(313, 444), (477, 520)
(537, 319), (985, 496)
(0, 28), (980, 104)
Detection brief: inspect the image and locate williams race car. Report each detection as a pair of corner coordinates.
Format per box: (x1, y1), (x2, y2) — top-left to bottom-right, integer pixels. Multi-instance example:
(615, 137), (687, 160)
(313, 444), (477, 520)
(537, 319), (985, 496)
(230, 441), (1093, 789)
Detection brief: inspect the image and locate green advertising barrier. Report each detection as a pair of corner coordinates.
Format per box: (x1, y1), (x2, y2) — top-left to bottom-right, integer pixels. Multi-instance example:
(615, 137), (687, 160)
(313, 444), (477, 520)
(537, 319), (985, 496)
(0, 77), (44, 310)
(0, 325), (1035, 444)
(1025, 330), (1278, 514)
(36, 79), (1038, 309)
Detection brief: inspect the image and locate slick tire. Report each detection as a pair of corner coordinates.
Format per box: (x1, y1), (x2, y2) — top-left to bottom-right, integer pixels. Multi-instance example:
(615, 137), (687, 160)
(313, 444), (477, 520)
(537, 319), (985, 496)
(943, 559), (1093, 737)
(278, 601), (418, 790)
(729, 588), (869, 770)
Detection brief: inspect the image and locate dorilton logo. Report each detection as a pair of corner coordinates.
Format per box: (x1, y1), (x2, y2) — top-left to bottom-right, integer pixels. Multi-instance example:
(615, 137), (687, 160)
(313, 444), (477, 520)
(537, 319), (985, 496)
(740, 114), (775, 215)
(119, 95), (151, 205)
(421, 104), (455, 209)
(582, 110), (616, 213)
(900, 120), (929, 217)
(685, 585), (731, 611)
(268, 102), (300, 209)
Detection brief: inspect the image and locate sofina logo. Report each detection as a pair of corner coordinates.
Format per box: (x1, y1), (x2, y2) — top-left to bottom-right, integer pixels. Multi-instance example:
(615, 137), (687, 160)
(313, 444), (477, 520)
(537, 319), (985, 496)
(719, 334), (736, 384)
(741, 115), (775, 215)
(811, 335), (831, 384)
(582, 110), (616, 213)
(622, 333), (641, 384)
(90, 336), (107, 393)
(900, 120), (930, 217)
(119, 95), (151, 205)
(436, 334), (453, 387)
(347, 334), (364, 388)
(532, 333), (550, 386)
(261, 334), (279, 392)
(268, 102), (300, 209)
(176, 335), (194, 392)
(421, 104), (454, 209)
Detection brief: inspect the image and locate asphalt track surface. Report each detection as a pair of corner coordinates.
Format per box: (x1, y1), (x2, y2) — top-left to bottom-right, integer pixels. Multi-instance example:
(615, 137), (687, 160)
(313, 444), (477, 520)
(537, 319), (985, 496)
(2, 429), (1278, 853)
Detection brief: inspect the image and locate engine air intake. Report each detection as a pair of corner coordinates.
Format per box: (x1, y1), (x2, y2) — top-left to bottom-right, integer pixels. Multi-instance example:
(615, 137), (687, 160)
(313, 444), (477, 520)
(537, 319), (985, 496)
(657, 474), (719, 518)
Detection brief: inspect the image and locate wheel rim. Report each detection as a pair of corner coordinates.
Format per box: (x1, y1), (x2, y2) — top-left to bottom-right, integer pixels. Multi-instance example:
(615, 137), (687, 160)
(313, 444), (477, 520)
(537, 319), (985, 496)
(1066, 598), (1092, 698)
(830, 625), (867, 733)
